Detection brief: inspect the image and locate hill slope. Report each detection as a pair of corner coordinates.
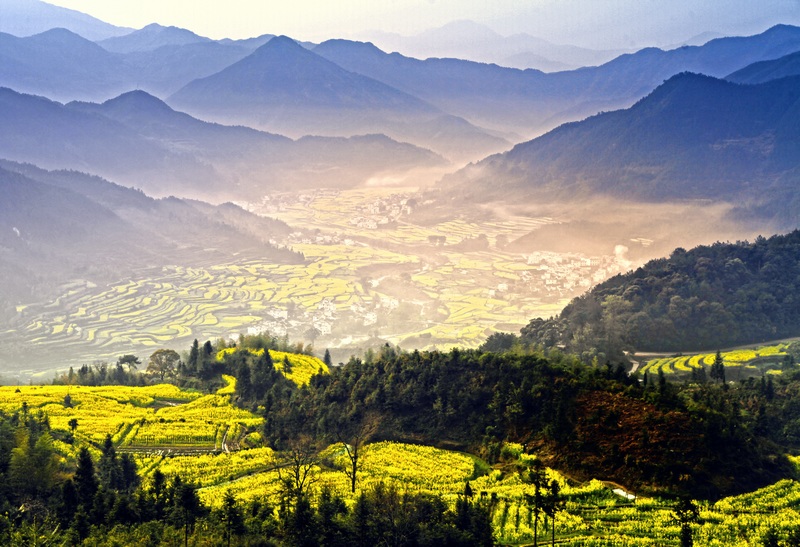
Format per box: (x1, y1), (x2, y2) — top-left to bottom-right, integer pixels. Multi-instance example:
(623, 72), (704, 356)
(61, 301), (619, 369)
(439, 72), (800, 224)
(0, 160), (299, 362)
(727, 49), (800, 84)
(0, 87), (444, 200)
(519, 231), (800, 357)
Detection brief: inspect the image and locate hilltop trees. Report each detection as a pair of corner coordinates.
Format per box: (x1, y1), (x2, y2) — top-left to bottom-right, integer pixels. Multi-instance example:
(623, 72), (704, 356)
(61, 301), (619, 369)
(520, 231), (800, 360)
(147, 349), (181, 381)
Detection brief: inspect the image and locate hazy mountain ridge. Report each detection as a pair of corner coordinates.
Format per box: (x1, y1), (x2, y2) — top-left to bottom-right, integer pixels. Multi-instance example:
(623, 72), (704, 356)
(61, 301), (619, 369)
(727, 49), (800, 84)
(0, 28), (258, 101)
(0, 28), (134, 101)
(314, 25), (800, 139)
(439, 72), (800, 226)
(361, 20), (627, 71)
(98, 23), (212, 53)
(0, 0), (131, 40)
(3, 19), (798, 161)
(0, 87), (445, 200)
(168, 35), (510, 162)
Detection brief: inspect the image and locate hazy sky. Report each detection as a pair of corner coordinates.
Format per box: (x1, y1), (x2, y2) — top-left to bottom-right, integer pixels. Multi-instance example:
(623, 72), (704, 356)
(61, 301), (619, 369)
(45, 0), (800, 48)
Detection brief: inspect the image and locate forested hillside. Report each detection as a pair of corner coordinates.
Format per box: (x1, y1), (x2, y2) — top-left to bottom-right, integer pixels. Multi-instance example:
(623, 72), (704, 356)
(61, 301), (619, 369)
(214, 336), (796, 500)
(519, 231), (800, 359)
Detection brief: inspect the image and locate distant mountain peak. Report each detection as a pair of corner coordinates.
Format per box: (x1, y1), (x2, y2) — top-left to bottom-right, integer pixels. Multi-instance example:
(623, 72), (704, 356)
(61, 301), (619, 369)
(0, 0), (131, 40)
(98, 22), (210, 53)
(255, 35), (299, 51)
(135, 22), (208, 40)
(314, 39), (385, 58)
(101, 90), (174, 113)
(30, 27), (98, 44)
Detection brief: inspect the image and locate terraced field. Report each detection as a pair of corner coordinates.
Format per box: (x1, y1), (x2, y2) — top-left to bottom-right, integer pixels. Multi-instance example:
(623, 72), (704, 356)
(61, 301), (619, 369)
(1, 188), (636, 373)
(639, 343), (792, 379)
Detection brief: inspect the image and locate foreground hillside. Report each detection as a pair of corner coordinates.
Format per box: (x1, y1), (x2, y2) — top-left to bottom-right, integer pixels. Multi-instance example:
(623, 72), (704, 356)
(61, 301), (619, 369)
(205, 335), (795, 500)
(2, 337), (800, 544)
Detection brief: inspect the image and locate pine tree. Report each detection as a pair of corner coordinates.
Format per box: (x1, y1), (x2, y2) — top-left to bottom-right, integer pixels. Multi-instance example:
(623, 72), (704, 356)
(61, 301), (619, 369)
(74, 447), (98, 509)
(710, 351), (725, 383)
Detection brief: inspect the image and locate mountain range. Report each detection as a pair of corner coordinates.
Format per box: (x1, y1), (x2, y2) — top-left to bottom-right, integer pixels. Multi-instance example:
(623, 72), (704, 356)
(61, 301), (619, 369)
(167, 35), (510, 162)
(314, 24), (800, 139)
(2, 18), (800, 163)
(0, 87), (445, 200)
(438, 71), (800, 228)
(360, 20), (628, 71)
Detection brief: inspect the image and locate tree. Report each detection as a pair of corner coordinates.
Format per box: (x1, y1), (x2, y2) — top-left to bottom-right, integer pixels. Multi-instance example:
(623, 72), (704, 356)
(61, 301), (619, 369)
(318, 485), (348, 546)
(336, 412), (380, 493)
(170, 476), (205, 547)
(251, 350), (275, 400)
(147, 349), (180, 381)
(99, 434), (122, 491)
(674, 498), (699, 547)
(323, 349), (333, 368)
(9, 430), (59, 500)
(762, 527), (780, 547)
(710, 351), (726, 384)
(521, 459), (547, 546)
(276, 436), (318, 512)
(217, 490), (245, 547)
(188, 340), (200, 373)
(544, 479), (565, 546)
(117, 354), (141, 372)
(74, 447), (98, 509)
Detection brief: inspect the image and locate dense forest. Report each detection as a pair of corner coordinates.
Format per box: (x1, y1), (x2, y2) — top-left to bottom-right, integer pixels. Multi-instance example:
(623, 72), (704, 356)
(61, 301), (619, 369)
(518, 230), (800, 361)
(212, 334), (798, 500)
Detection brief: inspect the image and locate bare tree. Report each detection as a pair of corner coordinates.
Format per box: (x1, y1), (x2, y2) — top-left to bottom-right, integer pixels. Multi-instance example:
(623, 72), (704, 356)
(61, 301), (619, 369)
(336, 412), (380, 493)
(275, 435), (319, 505)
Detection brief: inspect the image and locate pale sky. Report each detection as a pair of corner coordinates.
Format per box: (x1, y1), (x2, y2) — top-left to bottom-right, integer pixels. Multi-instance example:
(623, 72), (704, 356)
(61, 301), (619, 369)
(44, 0), (800, 48)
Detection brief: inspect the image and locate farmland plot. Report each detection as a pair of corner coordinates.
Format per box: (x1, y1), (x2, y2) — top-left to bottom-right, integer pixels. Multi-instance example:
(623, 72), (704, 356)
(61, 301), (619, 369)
(1, 187), (637, 372)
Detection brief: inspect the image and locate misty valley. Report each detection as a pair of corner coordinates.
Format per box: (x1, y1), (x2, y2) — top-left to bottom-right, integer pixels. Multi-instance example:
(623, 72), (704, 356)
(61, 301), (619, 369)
(3, 1), (800, 545)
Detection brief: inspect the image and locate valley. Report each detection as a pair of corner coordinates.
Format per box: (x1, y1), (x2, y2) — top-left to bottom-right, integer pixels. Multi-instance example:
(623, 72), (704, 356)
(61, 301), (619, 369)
(2, 3), (800, 545)
(1, 185), (649, 376)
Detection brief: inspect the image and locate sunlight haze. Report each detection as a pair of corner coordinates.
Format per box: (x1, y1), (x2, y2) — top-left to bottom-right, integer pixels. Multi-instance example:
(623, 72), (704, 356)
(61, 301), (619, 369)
(43, 0), (800, 46)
